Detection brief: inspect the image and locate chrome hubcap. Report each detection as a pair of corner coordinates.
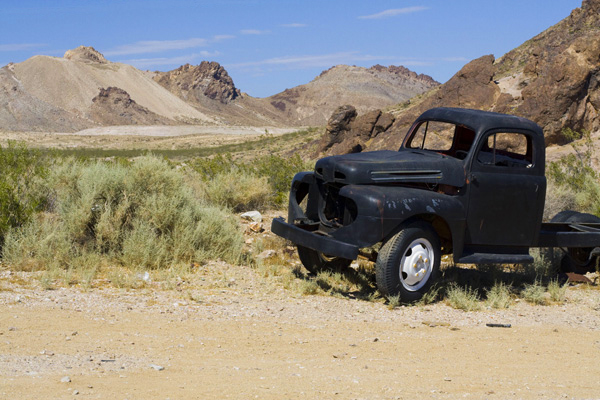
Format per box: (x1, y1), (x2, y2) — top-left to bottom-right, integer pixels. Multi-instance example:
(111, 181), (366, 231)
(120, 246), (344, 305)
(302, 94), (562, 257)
(399, 238), (433, 291)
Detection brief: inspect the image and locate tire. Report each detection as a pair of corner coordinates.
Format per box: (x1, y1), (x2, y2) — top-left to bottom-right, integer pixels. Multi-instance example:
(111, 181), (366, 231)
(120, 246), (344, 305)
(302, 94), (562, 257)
(297, 245), (352, 274)
(376, 221), (441, 303)
(551, 210), (600, 273)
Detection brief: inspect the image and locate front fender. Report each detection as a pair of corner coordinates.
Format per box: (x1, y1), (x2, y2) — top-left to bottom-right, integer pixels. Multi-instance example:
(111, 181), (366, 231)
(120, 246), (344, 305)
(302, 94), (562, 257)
(337, 185), (466, 255)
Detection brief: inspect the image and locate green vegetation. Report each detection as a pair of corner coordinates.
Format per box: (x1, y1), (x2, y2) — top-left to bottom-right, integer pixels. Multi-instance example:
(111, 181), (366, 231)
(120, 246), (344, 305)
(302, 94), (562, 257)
(546, 128), (600, 218)
(0, 134), (314, 290)
(38, 127), (319, 160)
(3, 156), (244, 273)
(0, 142), (49, 247)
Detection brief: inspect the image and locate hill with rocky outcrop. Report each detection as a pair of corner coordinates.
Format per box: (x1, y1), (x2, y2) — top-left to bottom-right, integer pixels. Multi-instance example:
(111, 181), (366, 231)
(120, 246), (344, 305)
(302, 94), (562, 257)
(322, 0), (600, 154)
(0, 44), (437, 132)
(265, 64), (438, 126)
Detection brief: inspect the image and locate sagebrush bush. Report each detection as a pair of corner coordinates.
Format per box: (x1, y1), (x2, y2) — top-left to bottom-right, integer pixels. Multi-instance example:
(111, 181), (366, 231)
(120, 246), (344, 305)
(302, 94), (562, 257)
(546, 128), (600, 218)
(191, 153), (312, 209)
(0, 142), (49, 246)
(3, 155), (243, 270)
(205, 170), (271, 212)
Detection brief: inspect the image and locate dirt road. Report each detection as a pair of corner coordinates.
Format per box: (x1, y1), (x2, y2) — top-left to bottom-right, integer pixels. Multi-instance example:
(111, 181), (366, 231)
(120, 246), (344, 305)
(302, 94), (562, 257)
(1, 275), (600, 400)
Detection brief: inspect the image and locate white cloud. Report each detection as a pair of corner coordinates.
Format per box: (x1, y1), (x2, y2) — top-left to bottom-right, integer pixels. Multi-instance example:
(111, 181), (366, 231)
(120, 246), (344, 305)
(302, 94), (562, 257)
(104, 38), (209, 56)
(213, 35), (235, 41)
(119, 51), (221, 69)
(229, 52), (414, 69)
(226, 52), (464, 72)
(281, 23), (307, 28)
(240, 29), (270, 35)
(358, 6), (429, 20)
(0, 43), (44, 51)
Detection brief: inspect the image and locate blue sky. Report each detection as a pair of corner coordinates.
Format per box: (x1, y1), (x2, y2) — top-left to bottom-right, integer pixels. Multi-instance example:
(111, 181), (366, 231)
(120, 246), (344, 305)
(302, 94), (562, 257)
(0, 0), (582, 98)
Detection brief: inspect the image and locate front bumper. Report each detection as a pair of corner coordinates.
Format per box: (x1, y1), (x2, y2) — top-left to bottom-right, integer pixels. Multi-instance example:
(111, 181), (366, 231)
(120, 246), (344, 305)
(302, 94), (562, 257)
(271, 217), (359, 260)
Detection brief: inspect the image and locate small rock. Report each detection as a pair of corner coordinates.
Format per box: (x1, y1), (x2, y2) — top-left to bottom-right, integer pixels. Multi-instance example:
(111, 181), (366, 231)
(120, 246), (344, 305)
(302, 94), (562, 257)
(150, 364), (164, 371)
(61, 376), (71, 383)
(373, 337), (379, 342)
(248, 222), (263, 233)
(257, 250), (277, 259)
(241, 211), (262, 223)
(73, 390), (79, 395)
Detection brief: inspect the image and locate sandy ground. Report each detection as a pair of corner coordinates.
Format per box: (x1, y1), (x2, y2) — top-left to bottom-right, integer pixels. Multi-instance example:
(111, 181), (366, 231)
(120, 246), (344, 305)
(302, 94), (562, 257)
(1, 267), (600, 400)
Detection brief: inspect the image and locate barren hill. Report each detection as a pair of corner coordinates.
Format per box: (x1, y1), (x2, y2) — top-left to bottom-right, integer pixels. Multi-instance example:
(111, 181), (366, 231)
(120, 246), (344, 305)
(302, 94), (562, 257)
(153, 62), (438, 127)
(264, 64), (439, 126)
(0, 64), (91, 132)
(12, 46), (214, 126)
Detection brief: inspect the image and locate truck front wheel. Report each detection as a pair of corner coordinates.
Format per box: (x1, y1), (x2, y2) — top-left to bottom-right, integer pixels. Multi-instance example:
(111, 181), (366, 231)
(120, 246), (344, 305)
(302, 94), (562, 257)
(376, 222), (441, 302)
(297, 246), (352, 274)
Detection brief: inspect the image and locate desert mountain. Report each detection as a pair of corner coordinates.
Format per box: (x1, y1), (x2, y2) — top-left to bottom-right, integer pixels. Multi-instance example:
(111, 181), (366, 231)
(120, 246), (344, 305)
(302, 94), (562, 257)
(323, 0), (600, 154)
(0, 44), (438, 132)
(2, 46), (215, 132)
(153, 62), (438, 127)
(264, 65), (438, 126)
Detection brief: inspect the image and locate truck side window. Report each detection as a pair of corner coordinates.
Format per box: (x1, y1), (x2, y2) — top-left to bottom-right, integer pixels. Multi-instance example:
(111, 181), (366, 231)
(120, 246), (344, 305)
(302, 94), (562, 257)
(407, 121), (475, 159)
(477, 132), (533, 168)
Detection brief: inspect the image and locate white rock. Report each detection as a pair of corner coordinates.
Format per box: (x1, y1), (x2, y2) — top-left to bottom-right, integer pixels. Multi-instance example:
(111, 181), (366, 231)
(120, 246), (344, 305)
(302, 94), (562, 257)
(240, 211), (262, 223)
(61, 376), (71, 383)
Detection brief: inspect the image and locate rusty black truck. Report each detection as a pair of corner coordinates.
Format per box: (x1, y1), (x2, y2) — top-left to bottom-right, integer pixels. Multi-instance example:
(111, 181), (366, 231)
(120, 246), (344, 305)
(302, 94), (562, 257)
(271, 107), (600, 302)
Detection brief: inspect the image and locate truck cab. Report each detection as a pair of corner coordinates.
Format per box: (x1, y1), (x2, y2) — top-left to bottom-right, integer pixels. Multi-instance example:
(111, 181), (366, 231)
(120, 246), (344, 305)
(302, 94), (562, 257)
(272, 107), (549, 301)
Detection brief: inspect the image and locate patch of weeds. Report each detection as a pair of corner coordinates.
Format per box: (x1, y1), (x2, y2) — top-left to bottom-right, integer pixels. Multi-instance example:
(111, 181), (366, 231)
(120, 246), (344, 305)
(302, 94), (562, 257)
(547, 280), (568, 303)
(485, 282), (512, 309)
(387, 294), (402, 309)
(39, 270), (56, 290)
(298, 279), (321, 295)
(446, 284), (482, 311)
(416, 284), (443, 306)
(522, 281), (547, 305)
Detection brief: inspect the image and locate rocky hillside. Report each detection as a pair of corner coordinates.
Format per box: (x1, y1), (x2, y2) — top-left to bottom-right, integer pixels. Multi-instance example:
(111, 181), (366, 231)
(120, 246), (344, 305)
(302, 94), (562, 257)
(153, 62), (241, 105)
(89, 87), (174, 126)
(152, 62), (438, 127)
(265, 64), (438, 126)
(321, 0), (600, 155)
(0, 45), (438, 131)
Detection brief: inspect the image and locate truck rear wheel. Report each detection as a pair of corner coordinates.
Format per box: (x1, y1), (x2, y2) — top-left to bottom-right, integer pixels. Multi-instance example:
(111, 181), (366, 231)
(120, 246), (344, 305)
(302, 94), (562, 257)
(296, 246), (352, 274)
(376, 222), (441, 303)
(552, 210), (600, 273)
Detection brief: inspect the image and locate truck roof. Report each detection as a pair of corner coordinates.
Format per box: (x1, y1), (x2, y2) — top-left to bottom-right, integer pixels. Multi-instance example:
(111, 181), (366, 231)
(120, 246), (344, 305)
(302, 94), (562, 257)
(416, 107), (543, 137)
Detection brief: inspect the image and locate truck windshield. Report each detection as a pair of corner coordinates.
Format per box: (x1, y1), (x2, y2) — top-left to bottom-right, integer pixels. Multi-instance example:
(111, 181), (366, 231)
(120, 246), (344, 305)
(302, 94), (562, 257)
(406, 120), (475, 160)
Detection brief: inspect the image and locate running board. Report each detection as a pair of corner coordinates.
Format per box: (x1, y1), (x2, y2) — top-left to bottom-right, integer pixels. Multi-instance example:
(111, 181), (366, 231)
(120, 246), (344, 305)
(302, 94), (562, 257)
(457, 253), (533, 265)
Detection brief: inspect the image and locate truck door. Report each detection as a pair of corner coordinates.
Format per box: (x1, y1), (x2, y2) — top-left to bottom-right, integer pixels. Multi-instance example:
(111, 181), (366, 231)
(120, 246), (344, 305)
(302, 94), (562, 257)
(465, 131), (546, 246)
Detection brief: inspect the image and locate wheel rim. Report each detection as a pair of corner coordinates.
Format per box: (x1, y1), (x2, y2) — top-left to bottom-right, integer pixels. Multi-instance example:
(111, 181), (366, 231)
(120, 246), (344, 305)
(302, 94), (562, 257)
(399, 238), (434, 291)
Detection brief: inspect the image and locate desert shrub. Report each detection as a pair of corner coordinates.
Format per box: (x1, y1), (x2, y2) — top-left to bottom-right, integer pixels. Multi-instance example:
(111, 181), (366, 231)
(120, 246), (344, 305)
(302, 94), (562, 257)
(547, 280), (568, 303)
(3, 155), (243, 270)
(0, 142), (49, 246)
(546, 128), (600, 217)
(522, 281), (547, 305)
(205, 170), (271, 212)
(253, 154), (311, 206)
(485, 282), (512, 309)
(446, 284), (482, 311)
(191, 153), (312, 209)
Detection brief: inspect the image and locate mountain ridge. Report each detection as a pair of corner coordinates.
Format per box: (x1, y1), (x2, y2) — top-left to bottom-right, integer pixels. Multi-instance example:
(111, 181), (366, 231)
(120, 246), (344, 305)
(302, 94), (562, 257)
(0, 45), (437, 132)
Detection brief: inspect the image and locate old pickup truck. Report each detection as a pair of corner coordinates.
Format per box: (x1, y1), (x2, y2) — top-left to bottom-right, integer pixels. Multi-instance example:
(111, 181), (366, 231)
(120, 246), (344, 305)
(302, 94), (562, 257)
(271, 107), (600, 302)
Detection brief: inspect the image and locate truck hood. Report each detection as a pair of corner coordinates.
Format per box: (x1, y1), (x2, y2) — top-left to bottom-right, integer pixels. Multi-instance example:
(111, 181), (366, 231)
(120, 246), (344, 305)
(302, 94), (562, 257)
(314, 150), (466, 187)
